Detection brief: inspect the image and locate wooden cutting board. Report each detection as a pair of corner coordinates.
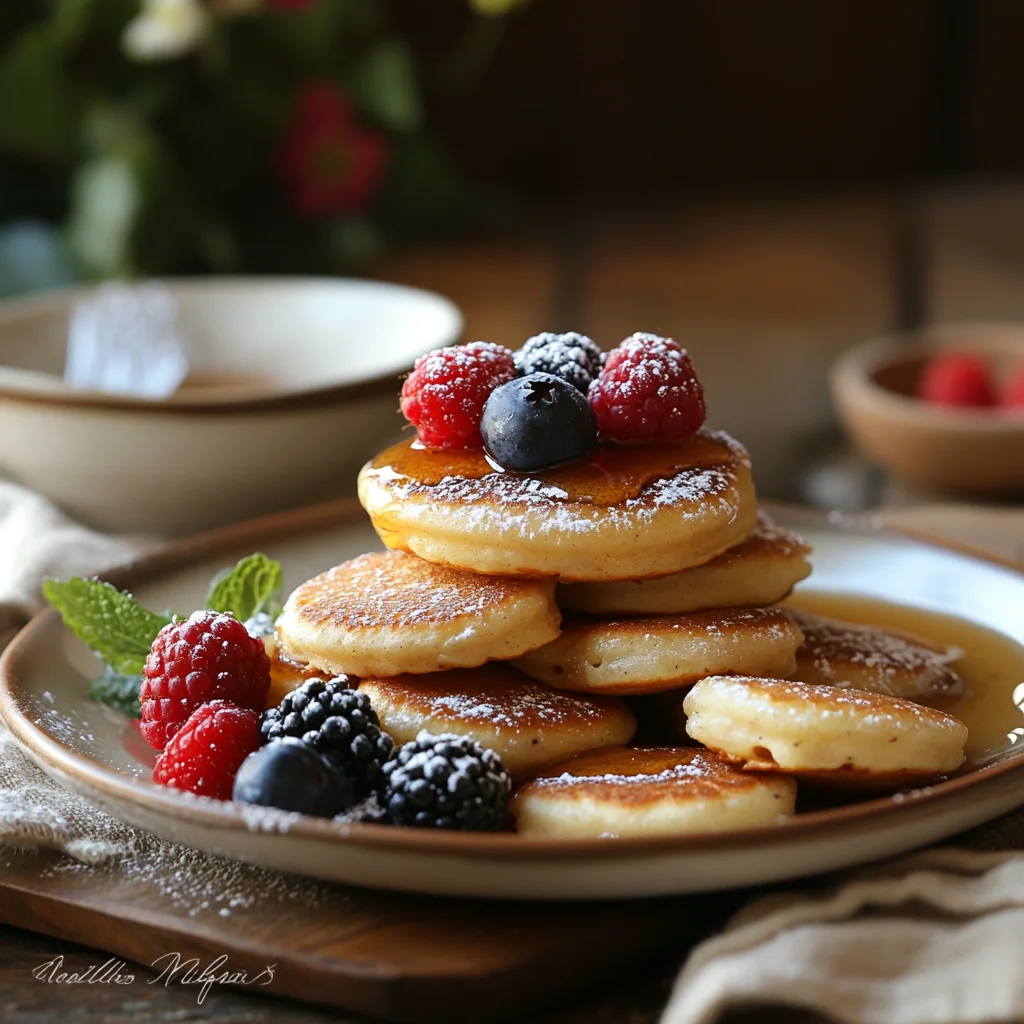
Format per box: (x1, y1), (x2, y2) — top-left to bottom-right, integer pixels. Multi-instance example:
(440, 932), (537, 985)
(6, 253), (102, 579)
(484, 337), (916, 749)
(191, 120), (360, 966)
(0, 845), (717, 1023)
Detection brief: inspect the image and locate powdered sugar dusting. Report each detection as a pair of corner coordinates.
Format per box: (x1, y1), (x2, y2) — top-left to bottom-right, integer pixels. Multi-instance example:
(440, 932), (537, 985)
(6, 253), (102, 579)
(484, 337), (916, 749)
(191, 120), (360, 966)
(536, 762), (712, 788)
(527, 748), (762, 795)
(792, 611), (964, 699)
(746, 509), (811, 556)
(381, 461), (739, 539)
(419, 681), (614, 729)
(290, 550), (531, 628)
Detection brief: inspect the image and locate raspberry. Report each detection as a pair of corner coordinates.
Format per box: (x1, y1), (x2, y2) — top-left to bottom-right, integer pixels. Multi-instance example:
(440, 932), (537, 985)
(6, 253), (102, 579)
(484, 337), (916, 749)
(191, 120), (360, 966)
(1001, 361), (1024, 412)
(588, 333), (706, 443)
(918, 353), (996, 408)
(153, 700), (260, 800)
(140, 610), (271, 750)
(400, 342), (515, 449)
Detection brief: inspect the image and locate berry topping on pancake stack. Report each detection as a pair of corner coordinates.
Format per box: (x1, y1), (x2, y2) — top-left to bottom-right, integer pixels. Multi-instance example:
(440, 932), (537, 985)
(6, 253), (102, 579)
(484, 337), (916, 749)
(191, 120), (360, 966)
(47, 331), (970, 837)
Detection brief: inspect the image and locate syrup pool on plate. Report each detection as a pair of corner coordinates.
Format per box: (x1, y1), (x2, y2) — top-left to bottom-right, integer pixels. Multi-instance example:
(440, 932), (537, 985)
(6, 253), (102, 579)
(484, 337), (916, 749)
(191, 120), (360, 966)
(785, 591), (1024, 765)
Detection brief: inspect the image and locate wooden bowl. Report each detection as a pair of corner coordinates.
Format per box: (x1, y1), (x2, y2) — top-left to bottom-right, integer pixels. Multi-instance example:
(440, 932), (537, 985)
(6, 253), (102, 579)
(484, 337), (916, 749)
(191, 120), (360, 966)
(830, 324), (1024, 494)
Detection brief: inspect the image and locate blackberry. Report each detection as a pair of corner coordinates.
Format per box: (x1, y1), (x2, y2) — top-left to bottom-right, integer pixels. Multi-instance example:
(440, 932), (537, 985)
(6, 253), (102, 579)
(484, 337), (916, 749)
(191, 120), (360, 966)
(260, 678), (394, 799)
(515, 332), (603, 393)
(382, 732), (511, 831)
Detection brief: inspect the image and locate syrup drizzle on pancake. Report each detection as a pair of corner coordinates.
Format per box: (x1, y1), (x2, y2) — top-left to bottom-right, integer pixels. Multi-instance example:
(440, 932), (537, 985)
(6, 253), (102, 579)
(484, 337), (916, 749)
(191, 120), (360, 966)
(371, 430), (748, 507)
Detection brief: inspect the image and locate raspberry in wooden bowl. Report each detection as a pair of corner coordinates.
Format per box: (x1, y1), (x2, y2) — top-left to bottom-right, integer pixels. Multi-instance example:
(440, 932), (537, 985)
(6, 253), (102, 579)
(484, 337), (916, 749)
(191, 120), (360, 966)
(830, 323), (1024, 494)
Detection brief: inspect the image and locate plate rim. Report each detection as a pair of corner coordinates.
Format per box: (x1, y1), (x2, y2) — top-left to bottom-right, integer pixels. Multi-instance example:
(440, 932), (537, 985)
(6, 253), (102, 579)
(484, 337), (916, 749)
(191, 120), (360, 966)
(2, 497), (1024, 862)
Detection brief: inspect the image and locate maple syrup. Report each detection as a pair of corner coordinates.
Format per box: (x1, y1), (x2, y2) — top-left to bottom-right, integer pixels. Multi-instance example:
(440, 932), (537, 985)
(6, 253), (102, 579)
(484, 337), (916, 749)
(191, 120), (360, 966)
(368, 432), (740, 506)
(785, 591), (1024, 765)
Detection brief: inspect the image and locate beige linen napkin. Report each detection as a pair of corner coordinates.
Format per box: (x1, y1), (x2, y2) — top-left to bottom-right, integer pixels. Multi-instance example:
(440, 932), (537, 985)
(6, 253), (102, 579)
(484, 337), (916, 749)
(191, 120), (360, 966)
(0, 483), (129, 635)
(0, 482), (131, 858)
(663, 506), (1024, 1024)
(663, 843), (1024, 1024)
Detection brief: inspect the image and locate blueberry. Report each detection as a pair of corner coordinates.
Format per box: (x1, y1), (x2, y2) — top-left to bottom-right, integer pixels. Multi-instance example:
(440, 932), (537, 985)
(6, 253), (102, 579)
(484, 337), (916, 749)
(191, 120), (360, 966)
(481, 372), (598, 472)
(232, 739), (353, 817)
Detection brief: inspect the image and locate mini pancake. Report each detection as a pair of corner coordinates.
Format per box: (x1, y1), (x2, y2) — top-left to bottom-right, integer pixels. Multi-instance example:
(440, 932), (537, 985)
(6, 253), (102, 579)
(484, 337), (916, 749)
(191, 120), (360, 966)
(513, 607), (803, 695)
(683, 675), (967, 790)
(558, 510), (812, 615)
(357, 429), (757, 582)
(790, 611), (964, 703)
(359, 664), (636, 780)
(275, 550), (561, 678)
(512, 746), (796, 838)
(265, 647), (321, 709)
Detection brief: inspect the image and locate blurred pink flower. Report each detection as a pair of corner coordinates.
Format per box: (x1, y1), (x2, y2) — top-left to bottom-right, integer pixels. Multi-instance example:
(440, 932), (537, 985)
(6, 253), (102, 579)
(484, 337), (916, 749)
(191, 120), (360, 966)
(276, 83), (389, 218)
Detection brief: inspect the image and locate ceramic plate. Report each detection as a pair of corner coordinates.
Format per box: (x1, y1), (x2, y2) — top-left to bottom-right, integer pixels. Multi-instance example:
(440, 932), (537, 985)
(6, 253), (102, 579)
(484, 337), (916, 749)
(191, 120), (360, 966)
(3, 502), (1024, 901)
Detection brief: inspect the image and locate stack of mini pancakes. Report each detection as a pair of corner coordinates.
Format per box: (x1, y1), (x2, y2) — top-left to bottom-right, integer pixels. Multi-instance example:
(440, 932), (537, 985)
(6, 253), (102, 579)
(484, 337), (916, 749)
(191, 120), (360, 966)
(269, 428), (969, 837)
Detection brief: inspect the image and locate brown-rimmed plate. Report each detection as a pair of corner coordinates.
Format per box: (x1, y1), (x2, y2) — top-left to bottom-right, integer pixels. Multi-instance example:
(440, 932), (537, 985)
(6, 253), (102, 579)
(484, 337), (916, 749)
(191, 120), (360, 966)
(2, 501), (1024, 900)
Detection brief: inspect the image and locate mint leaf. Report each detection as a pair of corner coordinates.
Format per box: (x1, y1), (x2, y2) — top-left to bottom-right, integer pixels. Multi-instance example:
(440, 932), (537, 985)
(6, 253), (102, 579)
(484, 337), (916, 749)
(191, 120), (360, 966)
(88, 666), (141, 719)
(43, 577), (171, 676)
(205, 553), (284, 622)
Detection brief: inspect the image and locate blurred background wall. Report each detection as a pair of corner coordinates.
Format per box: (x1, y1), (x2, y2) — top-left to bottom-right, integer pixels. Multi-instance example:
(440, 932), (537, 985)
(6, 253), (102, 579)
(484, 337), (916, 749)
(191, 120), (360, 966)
(404, 0), (1021, 195)
(3, 0), (1024, 505)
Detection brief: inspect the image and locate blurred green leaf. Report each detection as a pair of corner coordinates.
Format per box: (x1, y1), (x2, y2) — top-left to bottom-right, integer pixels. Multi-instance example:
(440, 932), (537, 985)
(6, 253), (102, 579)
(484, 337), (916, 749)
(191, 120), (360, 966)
(328, 217), (382, 264)
(379, 134), (465, 233)
(0, 23), (77, 163)
(351, 41), (421, 132)
(67, 156), (141, 276)
(263, 0), (378, 66)
(52, 0), (97, 49)
(0, 220), (80, 298)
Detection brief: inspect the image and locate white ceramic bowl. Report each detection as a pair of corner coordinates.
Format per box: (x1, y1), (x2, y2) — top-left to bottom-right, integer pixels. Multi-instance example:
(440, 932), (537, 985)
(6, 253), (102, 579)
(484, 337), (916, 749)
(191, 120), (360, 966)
(0, 278), (461, 534)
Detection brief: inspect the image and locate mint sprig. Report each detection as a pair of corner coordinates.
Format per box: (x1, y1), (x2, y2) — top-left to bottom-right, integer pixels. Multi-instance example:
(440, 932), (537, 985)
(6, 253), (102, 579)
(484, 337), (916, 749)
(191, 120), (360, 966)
(88, 666), (142, 719)
(42, 577), (172, 676)
(205, 552), (284, 623)
(44, 551), (285, 718)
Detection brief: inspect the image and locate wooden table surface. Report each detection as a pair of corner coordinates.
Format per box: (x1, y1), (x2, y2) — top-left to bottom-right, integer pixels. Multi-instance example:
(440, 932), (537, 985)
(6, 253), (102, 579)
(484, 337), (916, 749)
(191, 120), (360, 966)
(4, 188), (1024, 1022)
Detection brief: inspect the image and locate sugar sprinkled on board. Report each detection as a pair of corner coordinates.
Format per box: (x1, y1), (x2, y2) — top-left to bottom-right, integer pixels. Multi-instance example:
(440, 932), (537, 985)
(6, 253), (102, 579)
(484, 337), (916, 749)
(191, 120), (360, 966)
(43, 829), (328, 919)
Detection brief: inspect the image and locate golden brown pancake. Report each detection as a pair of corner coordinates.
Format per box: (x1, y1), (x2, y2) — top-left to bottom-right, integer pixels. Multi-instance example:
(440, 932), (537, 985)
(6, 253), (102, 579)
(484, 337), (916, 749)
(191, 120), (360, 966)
(790, 611), (964, 703)
(558, 510), (812, 615)
(512, 746), (797, 837)
(265, 648), (321, 709)
(683, 675), (968, 790)
(513, 607), (804, 695)
(357, 430), (757, 581)
(275, 550), (561, 678)
(359, 664), (636, 780)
